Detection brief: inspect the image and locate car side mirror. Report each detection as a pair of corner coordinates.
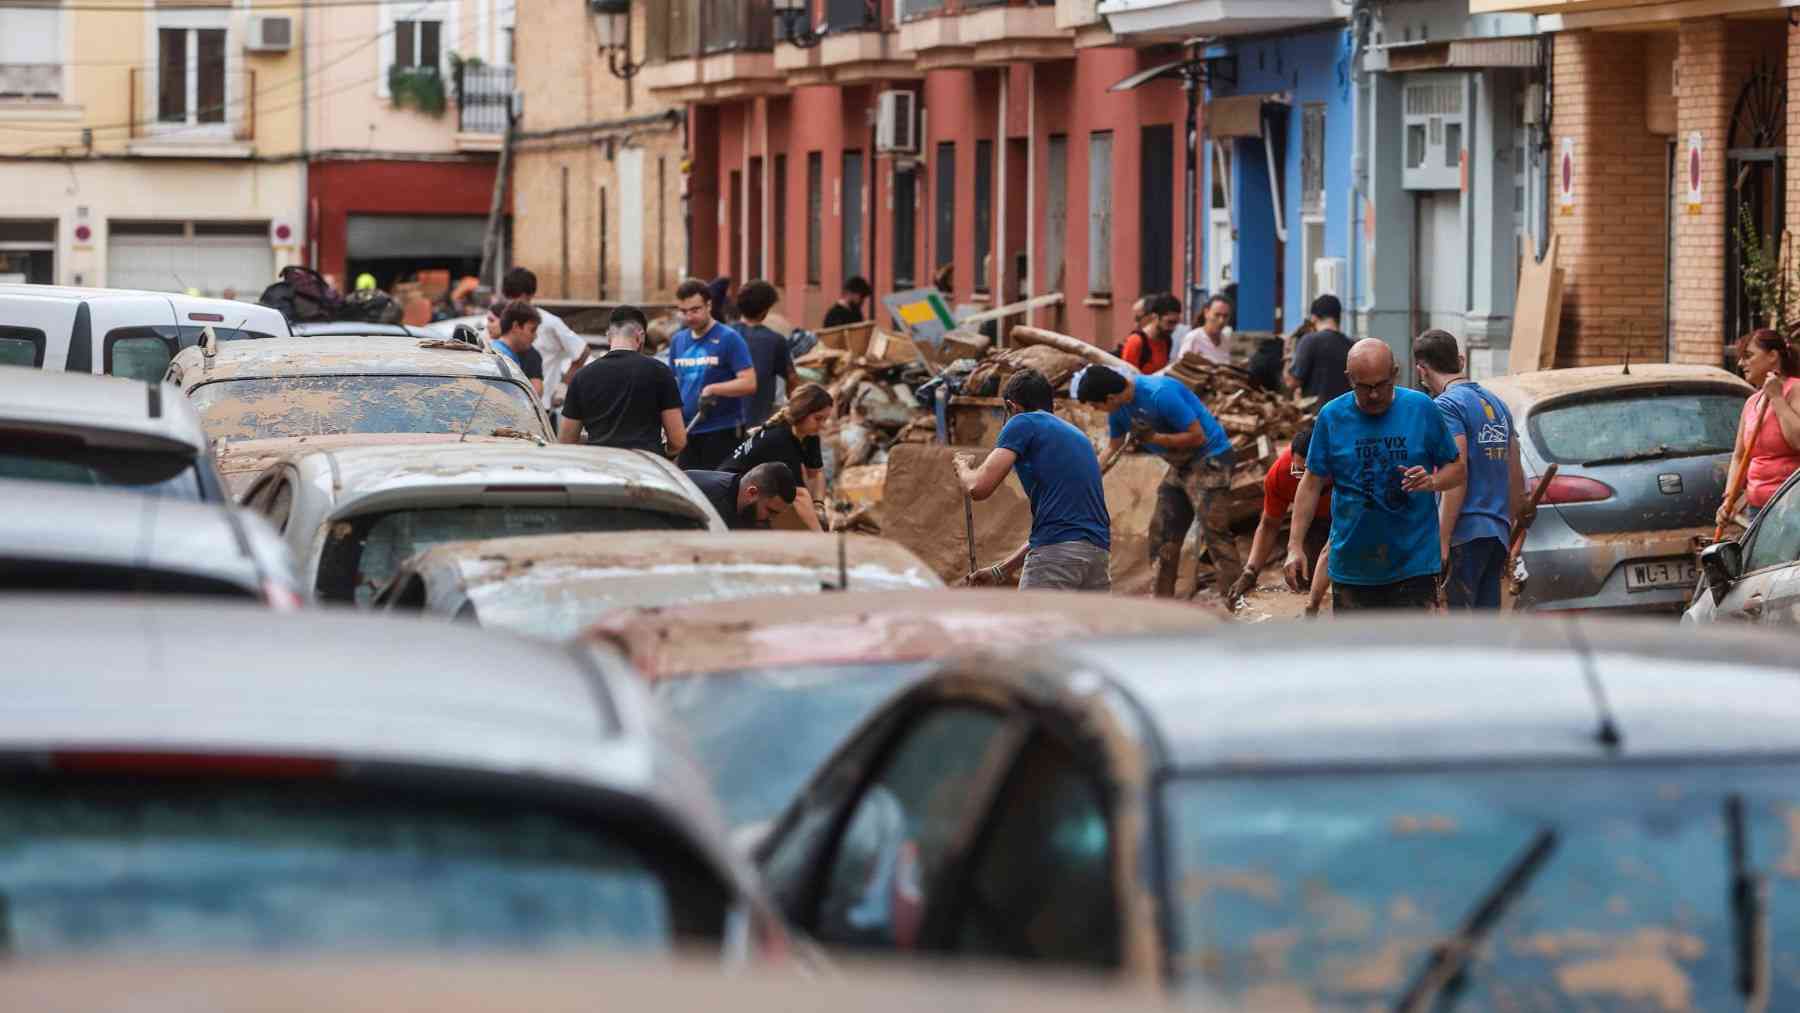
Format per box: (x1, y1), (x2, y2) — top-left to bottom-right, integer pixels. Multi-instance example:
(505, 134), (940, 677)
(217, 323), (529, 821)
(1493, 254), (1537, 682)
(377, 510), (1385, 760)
(1701, 540), (1744, 603)
(451, 323), (481, 346)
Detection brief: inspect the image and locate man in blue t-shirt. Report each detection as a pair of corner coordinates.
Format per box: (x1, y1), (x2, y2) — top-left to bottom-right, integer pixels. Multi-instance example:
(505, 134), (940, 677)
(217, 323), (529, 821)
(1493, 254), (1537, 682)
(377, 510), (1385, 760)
(1287, 338), (1465, 611)
(955, 368), (1112, 591)
(1414, 329), (1526, 609)
(1074, 364), (1239, 602)
(669, 277), (756, 470)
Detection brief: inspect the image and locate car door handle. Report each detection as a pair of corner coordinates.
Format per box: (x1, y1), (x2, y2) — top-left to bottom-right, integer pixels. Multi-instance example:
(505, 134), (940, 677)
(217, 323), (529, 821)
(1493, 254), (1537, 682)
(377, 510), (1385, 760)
(1745, 594), (1766, 618)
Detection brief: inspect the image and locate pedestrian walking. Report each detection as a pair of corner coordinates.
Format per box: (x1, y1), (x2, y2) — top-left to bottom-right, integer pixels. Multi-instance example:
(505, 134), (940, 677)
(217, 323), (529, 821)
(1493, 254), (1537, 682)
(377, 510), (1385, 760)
(502, 268), (588, 424)
(1228, 423), (1332, 613)
(1286, 294), (1354, 404)
(1413, 329), (1525, 610)
(734, 280), (800, 428)
(669, 277), (757, 470)
(557, 305), (686, 457)
(822, 276), (872, 329)
(956, 368), (1112, 591)
(491, 301), (544, 399)
(1286, 339), (1465, 611)
(1074, 364), (1239, 601)
(1117, 295), (1172, 374)
(1720, 328), (1800, 528)
(1179, 294), (1235, 365)
(685, 462), (798, 530)
(724, 383), (833, 532)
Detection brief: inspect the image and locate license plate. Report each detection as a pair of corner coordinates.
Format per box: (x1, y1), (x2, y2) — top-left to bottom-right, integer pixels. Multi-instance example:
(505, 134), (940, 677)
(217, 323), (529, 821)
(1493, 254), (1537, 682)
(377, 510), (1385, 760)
(1625, 557), (1699, 591)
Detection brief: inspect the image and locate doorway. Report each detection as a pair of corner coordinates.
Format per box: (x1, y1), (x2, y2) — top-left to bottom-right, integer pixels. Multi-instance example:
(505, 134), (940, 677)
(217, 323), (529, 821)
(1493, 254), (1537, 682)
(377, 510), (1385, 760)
(1725, 63), (1786, 364)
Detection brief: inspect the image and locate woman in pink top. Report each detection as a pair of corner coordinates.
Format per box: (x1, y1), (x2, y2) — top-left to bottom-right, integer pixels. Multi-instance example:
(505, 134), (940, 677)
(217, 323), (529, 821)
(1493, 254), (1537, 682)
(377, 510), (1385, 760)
(1721, 328), (1800, 526)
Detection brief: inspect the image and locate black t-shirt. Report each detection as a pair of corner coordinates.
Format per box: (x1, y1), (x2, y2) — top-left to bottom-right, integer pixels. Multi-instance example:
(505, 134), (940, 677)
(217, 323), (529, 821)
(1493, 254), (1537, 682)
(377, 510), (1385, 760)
(511, 344), (543, 380)
(822, 302), (863, 329)
(1289, 328), (1354, 404)
(686, 469), (761, 529)
(741, 323), (793, 428)
(561, 349), (682, 452)
(723, 422), (821, 481)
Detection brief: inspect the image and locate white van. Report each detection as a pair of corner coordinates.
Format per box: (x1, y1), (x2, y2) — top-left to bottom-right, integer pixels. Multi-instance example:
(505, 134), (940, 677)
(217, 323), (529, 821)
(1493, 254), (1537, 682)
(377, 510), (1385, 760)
(0, 284), (291, 382)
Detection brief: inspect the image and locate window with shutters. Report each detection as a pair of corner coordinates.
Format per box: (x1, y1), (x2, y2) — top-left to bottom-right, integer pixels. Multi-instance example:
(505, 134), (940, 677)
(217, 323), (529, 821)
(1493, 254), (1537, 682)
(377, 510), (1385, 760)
(935, 142), (956, 273)
(0, 2), (63, 102)
(974, 139), (993, 294)
(842, 150), (865, 282)
(806, 152), (823, 285)
(1088, 131), (1113, 297)
(377, 1), (453, 100)
(1301, 103), (1325, 217)
(774, 154), (788, 282)
(1044, 135), (1068, 295)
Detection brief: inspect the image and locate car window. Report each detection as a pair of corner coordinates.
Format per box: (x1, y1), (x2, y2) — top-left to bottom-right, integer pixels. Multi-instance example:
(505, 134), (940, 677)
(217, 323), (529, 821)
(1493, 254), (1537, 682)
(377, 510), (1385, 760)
(0, 447), (202, 500)
(1527, 387), (1743, 466)
(816, 706), (1008, 950)
(188, 375), (543, 442)
(106, 334), (174, 382)
(0, 776), (703, 958)
(1745, 479), (1800, 572)
(314, 505), (708, 606)
(951, 732), (1117, 968)
(0, 325), (46, 368)
(1167, 761), (1800, 1009)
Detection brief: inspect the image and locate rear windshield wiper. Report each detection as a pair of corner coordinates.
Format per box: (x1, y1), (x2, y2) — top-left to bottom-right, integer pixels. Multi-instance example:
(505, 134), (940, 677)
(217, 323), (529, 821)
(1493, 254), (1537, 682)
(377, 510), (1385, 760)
(1580, 444), (1719, 467)
(1393, 826), (1559, 1013)
(1727, 795), (1768, 1010)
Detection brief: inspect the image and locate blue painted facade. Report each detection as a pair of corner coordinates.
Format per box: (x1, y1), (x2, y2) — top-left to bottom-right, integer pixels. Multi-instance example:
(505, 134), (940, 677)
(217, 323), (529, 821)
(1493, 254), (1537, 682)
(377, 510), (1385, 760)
(1201, 25), (1357, 334)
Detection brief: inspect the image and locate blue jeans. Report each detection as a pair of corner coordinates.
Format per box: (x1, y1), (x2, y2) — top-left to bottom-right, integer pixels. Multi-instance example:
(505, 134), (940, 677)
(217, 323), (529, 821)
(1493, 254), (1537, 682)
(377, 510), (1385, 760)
(1445, 537), (1509, 610)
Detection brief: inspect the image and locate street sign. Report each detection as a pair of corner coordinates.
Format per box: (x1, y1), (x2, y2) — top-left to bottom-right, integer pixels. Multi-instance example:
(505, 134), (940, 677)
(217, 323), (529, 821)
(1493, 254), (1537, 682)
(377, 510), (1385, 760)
(1558, 137), (1574, 215)
(1686, 131), (1703, 215)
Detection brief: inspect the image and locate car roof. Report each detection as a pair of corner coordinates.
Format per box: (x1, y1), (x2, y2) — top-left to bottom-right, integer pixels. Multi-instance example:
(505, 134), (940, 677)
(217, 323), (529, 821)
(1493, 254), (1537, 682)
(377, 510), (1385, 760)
(215, 433), (515, 489)
(0, 366), (206, 450)
(586, 588), (1224, 681)
(169, 336), (518, 384)
(0, 480), (269, 587)
(1480, 364), (1751, 411)
(290, 322), (448, 339)
(0, 285), (289, 333)
(1035, 617), (1800, 769)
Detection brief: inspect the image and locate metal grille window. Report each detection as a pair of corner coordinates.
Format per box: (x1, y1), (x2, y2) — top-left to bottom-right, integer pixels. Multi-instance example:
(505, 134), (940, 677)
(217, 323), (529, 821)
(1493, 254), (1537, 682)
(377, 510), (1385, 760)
(899, 0), (944, 19)
(806, 152), (823, 285)
(1404, 82), (1462, 116)
(935, 141), (955, 271)
(1301, 103), (1325, 217)
(974, 139), (993, 293)
(1088, 131), (1113, 297)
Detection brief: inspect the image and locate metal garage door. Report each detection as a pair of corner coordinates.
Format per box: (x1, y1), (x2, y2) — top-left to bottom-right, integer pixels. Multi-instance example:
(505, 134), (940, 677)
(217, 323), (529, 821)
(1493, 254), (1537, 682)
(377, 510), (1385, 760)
(345, 214), (486, 259)
(108, 221), (273, 298)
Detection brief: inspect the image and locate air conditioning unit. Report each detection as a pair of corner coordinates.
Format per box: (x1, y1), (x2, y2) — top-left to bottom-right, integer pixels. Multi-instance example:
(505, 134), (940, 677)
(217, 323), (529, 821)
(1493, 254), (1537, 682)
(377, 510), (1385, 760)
(247, 15), (294, 53)
(1402, 76), (1464, 191)
(876, 91), (918, 155)
(1313, 257), (1346, 304)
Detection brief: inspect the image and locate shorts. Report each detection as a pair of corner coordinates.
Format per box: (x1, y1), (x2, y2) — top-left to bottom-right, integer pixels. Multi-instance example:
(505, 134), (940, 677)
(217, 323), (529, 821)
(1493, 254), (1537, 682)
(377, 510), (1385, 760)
(1019, 540), (1112, 592)
(1332, 573), (1439, 612)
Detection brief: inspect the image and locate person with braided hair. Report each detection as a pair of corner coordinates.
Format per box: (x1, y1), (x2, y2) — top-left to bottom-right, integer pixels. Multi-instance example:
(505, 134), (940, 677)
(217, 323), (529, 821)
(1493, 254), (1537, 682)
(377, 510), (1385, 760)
(722, 383), (834, 531)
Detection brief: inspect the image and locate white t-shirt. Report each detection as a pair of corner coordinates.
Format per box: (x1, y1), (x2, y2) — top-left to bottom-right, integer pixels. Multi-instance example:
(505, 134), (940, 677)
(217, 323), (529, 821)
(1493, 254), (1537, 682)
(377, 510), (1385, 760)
(1179, 326), (1233, 365)
(531, 306), (588, 407)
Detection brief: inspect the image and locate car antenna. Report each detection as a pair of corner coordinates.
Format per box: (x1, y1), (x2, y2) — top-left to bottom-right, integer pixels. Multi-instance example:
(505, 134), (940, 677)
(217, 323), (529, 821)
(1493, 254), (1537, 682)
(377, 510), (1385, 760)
(457, 377), (497, 443)
(1564, 616), (1623, 750)
(1622, 342), (1631, 375)
(838, 528), (848, 591)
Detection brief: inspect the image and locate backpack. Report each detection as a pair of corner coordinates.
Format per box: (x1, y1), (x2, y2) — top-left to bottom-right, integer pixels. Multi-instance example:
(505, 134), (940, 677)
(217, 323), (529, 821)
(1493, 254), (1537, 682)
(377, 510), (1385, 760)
(339, 287), (402, 325)
(258, 265), (343, 324)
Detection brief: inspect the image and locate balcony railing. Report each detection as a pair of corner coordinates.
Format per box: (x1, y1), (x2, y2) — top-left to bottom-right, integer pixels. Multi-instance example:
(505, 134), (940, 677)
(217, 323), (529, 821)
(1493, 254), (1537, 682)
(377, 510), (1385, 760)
(129, 67), (256, 142)
(900, 0), (1047, 18)
(0, 63), (63, 102)
(823, 0), (882, 31)
(456, 63), (513, 134)
(648, 0), (774, 61)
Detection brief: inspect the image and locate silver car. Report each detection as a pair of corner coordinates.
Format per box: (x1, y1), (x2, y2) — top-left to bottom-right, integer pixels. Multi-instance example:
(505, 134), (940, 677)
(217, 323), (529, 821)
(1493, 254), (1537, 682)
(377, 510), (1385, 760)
(374, 530), (944, 639)
(0, 596), (788, 961)
(0, 479), (298, 605)
(165, 335), (552, 447)
(1688, 464), (1800, 626)
(1481, 364), (1750, 613)
(238, 442), (727, 604)
(0, 365), (230, 501)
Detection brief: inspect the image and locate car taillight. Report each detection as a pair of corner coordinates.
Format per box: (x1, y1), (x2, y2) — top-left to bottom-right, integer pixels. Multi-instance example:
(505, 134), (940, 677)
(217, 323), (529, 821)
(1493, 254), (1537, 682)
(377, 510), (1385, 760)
(262, 579), (303, 611)
(51, 750), (340, 778)
(1536, 474), (1614, 505)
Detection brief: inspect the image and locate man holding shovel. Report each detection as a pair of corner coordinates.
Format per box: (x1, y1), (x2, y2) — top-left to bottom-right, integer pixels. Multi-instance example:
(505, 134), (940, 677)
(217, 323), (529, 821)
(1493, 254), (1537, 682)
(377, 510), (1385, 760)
(956, 369), (1112, 591)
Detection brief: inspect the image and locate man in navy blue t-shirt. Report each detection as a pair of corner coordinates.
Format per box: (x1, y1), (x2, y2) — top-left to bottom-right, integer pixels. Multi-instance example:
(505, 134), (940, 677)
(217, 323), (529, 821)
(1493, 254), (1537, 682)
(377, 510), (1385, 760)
(1074, 364), (1239, 601)
(1413, 329), (1525, 609)
(955, 368), (1111, 591)
(1287, 338), (1466, 611)
(669, 277), (756, 470)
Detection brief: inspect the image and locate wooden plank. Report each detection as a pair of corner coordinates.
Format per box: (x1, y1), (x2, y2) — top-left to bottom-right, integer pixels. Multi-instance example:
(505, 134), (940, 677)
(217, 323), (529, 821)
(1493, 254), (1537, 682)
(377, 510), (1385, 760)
(956, 292), (1066, 327)
(1507, 233), (1562, 375)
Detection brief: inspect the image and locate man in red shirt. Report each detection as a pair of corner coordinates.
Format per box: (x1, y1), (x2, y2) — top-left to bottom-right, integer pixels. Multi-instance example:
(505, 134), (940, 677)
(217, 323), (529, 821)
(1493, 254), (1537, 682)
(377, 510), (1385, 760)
(1117, 294), (1173, 374)
(1229, 424), (1333, 613)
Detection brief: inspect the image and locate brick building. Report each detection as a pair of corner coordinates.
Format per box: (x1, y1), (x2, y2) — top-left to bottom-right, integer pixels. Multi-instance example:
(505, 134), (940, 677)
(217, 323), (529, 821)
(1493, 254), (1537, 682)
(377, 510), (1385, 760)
(511, 0), (686, 303)
(1477, 0), (1794, 369)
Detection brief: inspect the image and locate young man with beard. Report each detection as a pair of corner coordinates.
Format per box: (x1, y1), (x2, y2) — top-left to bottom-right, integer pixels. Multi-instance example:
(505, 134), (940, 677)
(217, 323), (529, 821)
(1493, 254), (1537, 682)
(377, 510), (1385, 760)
(684, 461), (797, 530)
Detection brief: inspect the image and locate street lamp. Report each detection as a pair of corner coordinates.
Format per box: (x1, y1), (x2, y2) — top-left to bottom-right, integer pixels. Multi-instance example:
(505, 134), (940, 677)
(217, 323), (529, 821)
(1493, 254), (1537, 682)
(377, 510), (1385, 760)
(589, 0), (640, 79)
(773, 0), (821, 49)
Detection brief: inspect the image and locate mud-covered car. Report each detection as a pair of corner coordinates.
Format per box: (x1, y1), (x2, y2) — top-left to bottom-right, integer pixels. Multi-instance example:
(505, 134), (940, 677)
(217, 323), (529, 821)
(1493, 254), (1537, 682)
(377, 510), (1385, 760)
(165, 335), (551, 448)
(583, 590), (1222, 837)
(241, 442), (726, 604)
(374, 530), (942, 639)
(756, 616), (1800, 1007)
(1689, 463), (1800, 626)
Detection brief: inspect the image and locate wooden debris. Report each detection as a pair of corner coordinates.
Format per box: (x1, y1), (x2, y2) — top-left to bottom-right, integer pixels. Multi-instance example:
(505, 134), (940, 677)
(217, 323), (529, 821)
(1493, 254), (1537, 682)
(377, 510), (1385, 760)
(1009, 324), (1134, 373)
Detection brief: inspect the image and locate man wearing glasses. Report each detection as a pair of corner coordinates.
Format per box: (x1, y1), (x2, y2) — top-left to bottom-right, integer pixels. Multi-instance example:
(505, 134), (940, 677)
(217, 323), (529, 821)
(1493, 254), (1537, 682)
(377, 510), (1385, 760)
(1285, 338), (1464, 611)
(668, 277), (756, 470)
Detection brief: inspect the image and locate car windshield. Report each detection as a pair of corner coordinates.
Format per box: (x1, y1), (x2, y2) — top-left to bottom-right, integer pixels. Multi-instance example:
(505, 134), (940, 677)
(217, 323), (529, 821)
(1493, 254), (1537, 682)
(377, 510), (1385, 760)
(319, 506), (709, 605)
(189, 375), (541, 442)
(0, 447), (202, 500)
(1169, 760), (1800, 1009)
(1529, 387), (1744, 465)
(0, 776), (691, 958)
(655, 661), (939, 829)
